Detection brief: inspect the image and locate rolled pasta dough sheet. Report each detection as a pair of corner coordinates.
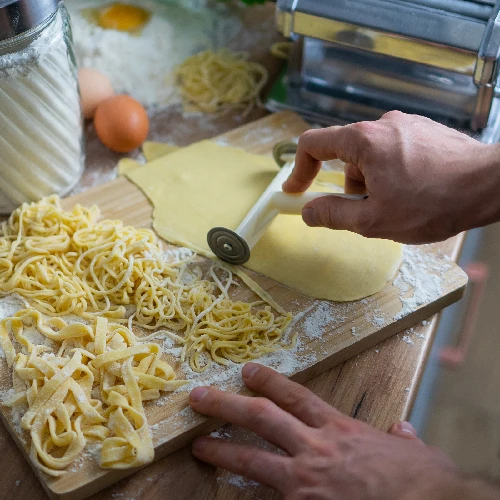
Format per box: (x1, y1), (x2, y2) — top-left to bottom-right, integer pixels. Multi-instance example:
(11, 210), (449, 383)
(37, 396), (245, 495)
(126, 141), (402, 301)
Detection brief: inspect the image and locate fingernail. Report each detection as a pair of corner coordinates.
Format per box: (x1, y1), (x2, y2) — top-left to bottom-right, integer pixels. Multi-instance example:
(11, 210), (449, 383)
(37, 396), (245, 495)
(190, 387), (209, 403)
(302, 207), (318, 227)
(193, 437), (209, 451)
(397, 421), (417, 436)
(242, 363), (260, 379)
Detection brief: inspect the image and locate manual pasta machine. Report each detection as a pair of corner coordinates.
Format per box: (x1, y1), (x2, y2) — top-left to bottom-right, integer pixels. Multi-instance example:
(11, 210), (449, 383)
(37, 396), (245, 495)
(268, 0), (500, 141)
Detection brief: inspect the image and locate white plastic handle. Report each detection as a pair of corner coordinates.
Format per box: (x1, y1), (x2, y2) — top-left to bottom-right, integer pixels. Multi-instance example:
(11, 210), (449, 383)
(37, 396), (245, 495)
(235, 161), (366, 250)
(270, 191), (363, 214)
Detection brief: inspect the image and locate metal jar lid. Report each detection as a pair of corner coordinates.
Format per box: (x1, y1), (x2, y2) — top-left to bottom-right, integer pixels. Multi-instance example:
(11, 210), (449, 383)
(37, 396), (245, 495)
(0, 0), (60, 42)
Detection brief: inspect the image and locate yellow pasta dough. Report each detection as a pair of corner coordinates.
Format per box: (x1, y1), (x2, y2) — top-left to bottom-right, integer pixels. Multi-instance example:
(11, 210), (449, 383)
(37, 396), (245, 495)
(117, 157), (142, 176)
(142, 141), (179, 162)
(118, 143), (179, 176)
(126, 141), (403, 302)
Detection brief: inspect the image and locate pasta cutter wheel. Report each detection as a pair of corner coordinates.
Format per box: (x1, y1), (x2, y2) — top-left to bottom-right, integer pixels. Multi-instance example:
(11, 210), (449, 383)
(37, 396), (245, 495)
(207, 142), (366, 265)
(207, 227), (251, 265)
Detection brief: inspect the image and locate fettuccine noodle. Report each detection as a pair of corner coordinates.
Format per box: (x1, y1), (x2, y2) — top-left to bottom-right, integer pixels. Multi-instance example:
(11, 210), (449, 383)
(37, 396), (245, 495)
(0, 309), (186, 475)
(175, 49), (268, 115)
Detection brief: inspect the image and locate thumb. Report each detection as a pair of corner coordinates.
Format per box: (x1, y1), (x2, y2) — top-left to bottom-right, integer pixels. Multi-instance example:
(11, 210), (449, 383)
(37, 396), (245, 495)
(302, 195), (372, 234)
(388, 421), (419, 440)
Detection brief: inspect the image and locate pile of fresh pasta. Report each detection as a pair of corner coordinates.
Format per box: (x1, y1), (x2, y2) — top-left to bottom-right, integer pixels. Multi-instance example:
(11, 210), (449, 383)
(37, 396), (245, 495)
(0, 196), (293, 475)
(175, 49), (268, 115)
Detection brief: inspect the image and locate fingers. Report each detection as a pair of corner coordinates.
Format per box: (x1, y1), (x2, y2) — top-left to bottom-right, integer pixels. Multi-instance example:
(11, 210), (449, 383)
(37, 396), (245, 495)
(242, 363), (339, 428)
(388, 421), (421, 441)
(192, 437), (290, 490)
(283, 125), (361, 194)
(344, 163), (367, 195)
(189, 385), (308, 454)
(302, 195), (374, 236)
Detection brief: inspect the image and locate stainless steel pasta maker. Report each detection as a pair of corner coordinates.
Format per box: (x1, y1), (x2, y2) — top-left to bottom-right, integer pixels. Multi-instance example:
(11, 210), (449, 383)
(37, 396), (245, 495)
(267, 0), (500, 141)
(207, 142), (365, 265)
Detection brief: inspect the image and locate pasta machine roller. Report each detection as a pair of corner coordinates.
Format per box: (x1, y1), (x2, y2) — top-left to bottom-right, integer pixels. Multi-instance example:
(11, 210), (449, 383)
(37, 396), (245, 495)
(207, 142), (365, 265)
(268, 0), (500, 140)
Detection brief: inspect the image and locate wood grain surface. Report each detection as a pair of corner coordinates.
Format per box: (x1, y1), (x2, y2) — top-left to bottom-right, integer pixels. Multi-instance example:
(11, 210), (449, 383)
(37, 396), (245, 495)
(0, 112), (468, 499)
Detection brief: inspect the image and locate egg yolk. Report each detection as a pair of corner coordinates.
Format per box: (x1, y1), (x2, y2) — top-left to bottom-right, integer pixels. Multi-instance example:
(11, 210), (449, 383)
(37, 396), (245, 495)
(97, 4), (151, 32)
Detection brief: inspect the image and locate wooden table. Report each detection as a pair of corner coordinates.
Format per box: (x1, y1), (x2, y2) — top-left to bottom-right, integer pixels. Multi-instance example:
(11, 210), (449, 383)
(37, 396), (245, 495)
(0, 4), (467, 499)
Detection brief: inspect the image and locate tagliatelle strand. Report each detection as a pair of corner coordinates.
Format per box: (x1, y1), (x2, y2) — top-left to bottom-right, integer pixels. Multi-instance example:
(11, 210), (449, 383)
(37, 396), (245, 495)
(0, 309), (185, 476)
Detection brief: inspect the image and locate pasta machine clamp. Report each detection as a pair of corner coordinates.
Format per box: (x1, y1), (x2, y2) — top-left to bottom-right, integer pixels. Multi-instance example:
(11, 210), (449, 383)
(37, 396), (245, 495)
(207, 142), (366, 265)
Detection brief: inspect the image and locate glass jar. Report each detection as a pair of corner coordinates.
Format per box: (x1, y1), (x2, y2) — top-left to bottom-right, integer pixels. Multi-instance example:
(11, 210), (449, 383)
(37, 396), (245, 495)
(0, 0), (84, 213)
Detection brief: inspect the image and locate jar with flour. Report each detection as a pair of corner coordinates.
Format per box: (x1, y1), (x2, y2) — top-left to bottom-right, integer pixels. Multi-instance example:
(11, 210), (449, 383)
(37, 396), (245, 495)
(0, 0), (84, 213)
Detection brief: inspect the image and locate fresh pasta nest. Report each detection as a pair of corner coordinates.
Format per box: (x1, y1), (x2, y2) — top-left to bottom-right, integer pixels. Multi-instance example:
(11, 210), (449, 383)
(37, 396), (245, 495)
(175, 49), (268, 115)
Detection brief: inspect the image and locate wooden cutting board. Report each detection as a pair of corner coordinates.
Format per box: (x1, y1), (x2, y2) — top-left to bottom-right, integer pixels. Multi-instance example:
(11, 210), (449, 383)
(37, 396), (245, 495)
(0, 111), (468, 499)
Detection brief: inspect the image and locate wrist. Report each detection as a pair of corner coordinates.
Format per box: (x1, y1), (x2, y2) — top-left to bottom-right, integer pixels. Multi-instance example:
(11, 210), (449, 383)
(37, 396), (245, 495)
(403, 470), (500, 500)
(458, 142), (500, 232)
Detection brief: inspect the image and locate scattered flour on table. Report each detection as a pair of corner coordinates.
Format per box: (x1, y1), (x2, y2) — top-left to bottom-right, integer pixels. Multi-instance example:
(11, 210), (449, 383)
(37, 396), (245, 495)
(369, 307), (386, 328)
(302, 301), (335, 340)
(163, 246), (194, 263)
(220, 474), (260, 490)
(68, 443), (102, 472)
(393, 246), (446, 320)
(402, 335), (414, 346)
(160, 344), (319, 395)
(0, 294), (26, 319)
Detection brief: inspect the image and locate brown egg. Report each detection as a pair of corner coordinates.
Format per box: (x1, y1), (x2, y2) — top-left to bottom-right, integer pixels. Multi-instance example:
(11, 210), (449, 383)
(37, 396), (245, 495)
(78, 68), (115, 120)
(94, 95), (149, 153)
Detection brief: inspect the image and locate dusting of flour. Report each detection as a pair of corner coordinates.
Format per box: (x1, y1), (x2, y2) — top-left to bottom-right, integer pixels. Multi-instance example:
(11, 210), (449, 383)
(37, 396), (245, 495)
(393, 246), (446, 320)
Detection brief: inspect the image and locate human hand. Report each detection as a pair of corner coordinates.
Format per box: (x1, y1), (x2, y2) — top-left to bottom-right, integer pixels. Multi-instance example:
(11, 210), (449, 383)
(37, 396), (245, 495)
(189, 363), (462, 500)
(283, 111), (500, 244)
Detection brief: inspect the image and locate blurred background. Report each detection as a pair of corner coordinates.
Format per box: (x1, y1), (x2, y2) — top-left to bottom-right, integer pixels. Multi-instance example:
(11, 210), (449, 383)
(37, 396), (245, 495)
(412, 223), (500, 482)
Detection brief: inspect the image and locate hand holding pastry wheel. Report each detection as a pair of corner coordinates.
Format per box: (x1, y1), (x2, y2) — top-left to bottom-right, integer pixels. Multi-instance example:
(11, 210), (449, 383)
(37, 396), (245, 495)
(207, 142), (367, 265)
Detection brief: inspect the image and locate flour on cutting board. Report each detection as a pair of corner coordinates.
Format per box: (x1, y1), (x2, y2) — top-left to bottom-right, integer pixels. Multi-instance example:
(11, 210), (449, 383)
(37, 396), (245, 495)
(0, 294), (27, 323)
(393, 245), (447, 320)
